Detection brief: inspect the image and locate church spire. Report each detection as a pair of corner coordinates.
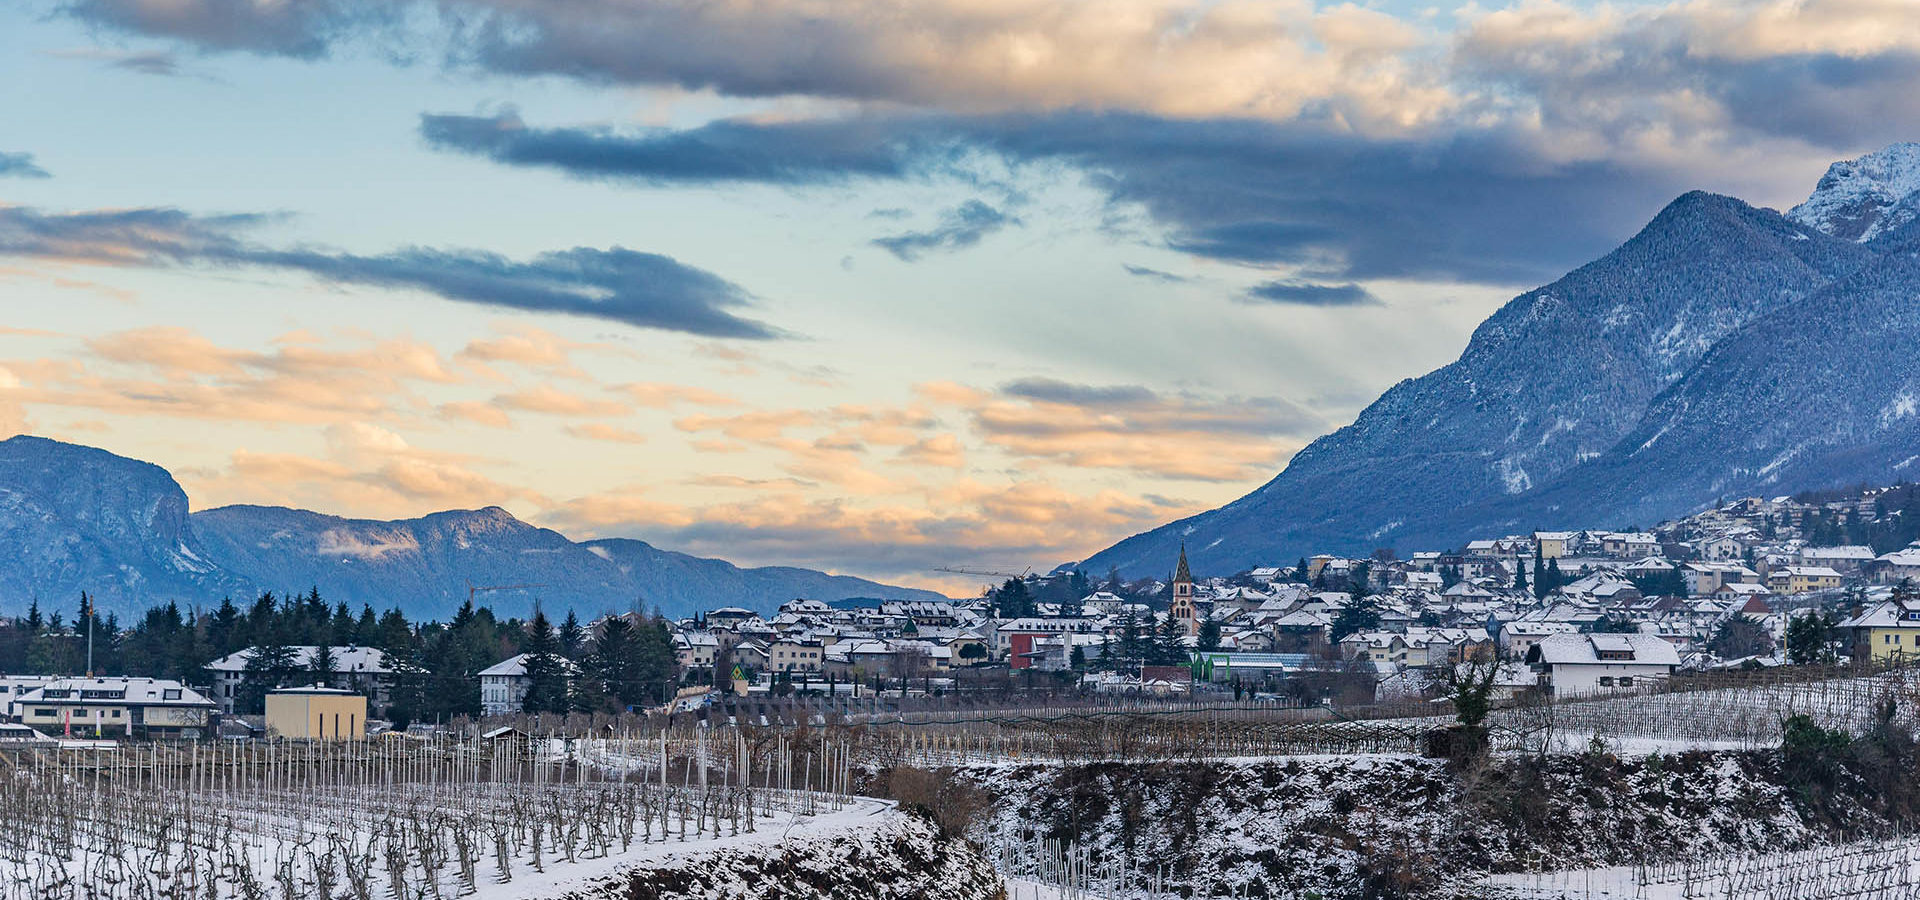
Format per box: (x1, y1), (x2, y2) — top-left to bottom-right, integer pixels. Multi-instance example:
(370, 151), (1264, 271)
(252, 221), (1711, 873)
(1174, 544), (1192, 585)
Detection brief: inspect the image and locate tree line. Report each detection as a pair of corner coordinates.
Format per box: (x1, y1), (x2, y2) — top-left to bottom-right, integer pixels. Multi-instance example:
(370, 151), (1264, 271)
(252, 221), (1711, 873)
(0, 589), (679, 729)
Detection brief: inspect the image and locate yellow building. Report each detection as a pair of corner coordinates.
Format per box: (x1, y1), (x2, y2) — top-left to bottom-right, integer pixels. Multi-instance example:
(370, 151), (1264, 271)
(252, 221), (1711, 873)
(1841, 602), (1920, 663)
(1771, 566), (1844, 595)
(265, 686), (367, 741)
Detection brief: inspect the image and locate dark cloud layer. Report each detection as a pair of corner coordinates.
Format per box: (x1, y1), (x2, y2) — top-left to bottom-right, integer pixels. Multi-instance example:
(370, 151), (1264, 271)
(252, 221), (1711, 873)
(0, 204), (776, 338)
(422, 111), (958, 185)
(1001, 377), (1157, 407)
(1243, 280), (1379, 307)
(0, 152), (49, 179)
(426, 110), (1688, 285)
(64, 0), (395, 59)
(64, 0), (1920, 289)
(872, 199), (1015, 261)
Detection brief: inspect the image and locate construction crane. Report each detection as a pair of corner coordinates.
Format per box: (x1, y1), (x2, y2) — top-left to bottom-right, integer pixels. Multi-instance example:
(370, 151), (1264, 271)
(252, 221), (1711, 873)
(930, 565), (1032, 580)
(466, 581), (546, 605)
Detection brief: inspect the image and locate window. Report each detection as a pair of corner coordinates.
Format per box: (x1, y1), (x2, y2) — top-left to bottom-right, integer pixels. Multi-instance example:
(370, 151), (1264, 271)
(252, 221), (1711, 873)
(163, 689), (181, 701)
(112, 710), (121, 718)
(1618, 678), (1633, 688)
(34, 709), (53, 717)
(1598, 677), (1614, 687)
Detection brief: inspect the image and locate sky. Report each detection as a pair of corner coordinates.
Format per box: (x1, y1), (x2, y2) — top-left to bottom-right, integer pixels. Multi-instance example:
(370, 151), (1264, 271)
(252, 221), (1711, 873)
(1, 0), (1917, 596)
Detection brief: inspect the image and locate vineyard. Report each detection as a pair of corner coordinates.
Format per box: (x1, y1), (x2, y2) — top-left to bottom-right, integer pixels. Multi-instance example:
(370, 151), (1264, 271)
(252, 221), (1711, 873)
(1474, 835), (1920, 899)
(0, 730), (862, 900)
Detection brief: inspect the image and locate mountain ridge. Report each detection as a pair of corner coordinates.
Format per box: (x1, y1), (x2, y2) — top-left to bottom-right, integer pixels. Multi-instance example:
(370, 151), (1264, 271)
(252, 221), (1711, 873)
(0, 435), (946, 617)
(1083, 148), (1920, 576)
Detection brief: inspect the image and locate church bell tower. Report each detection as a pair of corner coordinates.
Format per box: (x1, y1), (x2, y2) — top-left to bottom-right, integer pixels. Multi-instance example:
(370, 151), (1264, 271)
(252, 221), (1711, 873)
(1170, 544), (1198, 636)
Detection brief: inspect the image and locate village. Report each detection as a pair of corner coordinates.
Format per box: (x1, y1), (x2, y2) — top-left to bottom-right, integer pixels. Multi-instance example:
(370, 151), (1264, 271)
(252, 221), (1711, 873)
(6, 485), (1920, 746)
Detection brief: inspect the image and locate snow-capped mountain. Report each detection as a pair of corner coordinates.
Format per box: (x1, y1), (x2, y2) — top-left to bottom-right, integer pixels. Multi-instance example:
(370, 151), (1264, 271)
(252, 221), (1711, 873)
(1085, 144), (1920, 577)
(0, 435), (945, 617)
(1789, 142), (1920, 242)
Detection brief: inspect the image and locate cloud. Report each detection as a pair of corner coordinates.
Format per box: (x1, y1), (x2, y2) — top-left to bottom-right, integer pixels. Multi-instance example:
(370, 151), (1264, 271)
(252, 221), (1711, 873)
(566, 423), (650, 444)
(1243, 280), (1380, 306)
(614, 382), (741, 408)
(76, 0), (1449, 124)
(546, 478), (1201, 585)
(490, 384), (627, 416)
(48, 47), (189, 77)
(0, 152), (48, 179)
(63, 0), (400, 59)
(7, 327), (465, 425)
(1001, 377), (1157, 407)
(417, 109), (1695, 284)
(207, 423), (546, 518)
(873, 200), (1016, 261)
(421, 110), (956, 185)
(1121, 264), (1188, 283)
(896, 378), (1324, 482)
(0, 203), (779, 338)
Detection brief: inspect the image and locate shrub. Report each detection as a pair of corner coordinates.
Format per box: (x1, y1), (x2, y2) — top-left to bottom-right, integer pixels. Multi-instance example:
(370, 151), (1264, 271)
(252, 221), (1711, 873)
(879, 766), (991, 842)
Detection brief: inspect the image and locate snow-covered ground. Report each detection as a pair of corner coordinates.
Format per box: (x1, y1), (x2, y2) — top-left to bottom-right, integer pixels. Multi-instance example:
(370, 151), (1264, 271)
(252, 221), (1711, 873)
(471, 795), (898, 899)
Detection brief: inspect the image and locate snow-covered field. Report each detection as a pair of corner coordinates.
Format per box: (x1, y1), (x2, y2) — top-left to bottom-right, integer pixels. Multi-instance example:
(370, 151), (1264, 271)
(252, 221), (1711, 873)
(0, 734), (881, 900)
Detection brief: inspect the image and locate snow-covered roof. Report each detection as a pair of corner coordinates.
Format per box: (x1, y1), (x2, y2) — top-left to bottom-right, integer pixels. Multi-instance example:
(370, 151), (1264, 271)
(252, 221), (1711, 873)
(477, 653), (582, 678)
(17, 677), (215, 708)
(1530, 633), (1681, 667)
(1800, 546), (1875, 561)
(206, 646), (392, 674)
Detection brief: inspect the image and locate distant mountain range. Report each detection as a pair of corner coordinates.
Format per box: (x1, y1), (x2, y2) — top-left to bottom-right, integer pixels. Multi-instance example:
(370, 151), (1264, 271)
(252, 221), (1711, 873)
(1084, 142), (1920, 577)
(0, 435), (946, 618)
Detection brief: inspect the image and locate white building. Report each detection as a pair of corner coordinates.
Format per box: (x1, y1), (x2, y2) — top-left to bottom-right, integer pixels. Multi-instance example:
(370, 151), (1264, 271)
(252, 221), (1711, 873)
(478, 653), (581, 717)
(0, 675), (60, 721)
(204, 646), (394, 715)
(13, 677), (216, 739)
(1526, 633), (1681, 697)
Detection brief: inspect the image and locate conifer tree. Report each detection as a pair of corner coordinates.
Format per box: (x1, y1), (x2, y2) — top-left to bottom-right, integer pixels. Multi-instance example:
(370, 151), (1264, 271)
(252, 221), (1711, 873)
(520, 610), (570, 714)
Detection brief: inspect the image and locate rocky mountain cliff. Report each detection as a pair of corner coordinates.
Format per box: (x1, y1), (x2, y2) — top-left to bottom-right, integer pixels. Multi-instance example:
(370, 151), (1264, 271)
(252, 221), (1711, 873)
(0, 435), (944, 617)
(0, 436), (250, 609)
(1085, 144), (1920, 576)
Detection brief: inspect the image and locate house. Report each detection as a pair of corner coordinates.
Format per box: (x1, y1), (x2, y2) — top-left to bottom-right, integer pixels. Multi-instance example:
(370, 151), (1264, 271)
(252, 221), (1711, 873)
(1768, 566), (1843, 595)
(996, 618), (1098, 669)
(1798, 546), (1876, 575)
(1693, 535), (1747, 561)
(0, 675), (59, 721)
(1872, 547), (1920, 584)
(1533, 532), (1573, 559)
(1682, 562), (1761, 596)
(673, 631), (719, 671)
(1710, 582), (1772, 603)
(12, 677), (216, 739)
(1499, 621), (1578, 658)
(768, 638), (825, 673)
(1839, 598), (1920, 662)
(205, 645), (394, 715)
(478, 653), (582, 716)
(1599, 533), (1660, 559)
(1525, 633), (1681, 697)
(264, 686), (367, 741)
